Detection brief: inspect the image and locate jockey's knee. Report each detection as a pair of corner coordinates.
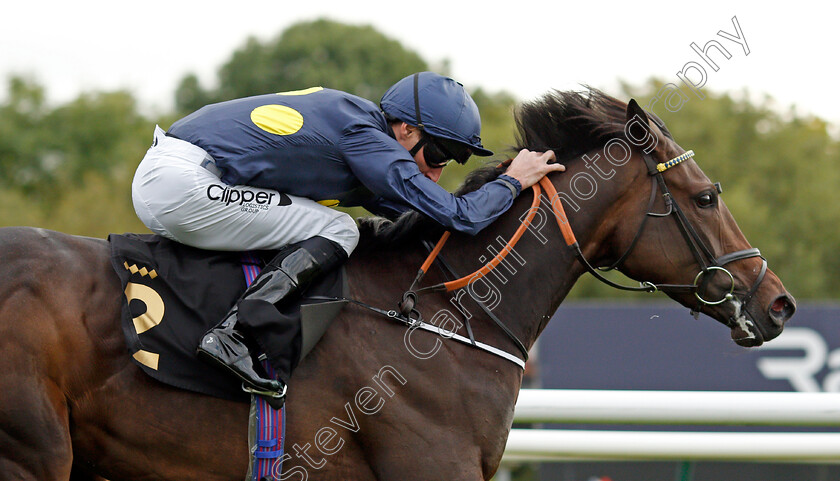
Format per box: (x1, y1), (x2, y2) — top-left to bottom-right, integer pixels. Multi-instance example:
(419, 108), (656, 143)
(322, 212), (359, 257)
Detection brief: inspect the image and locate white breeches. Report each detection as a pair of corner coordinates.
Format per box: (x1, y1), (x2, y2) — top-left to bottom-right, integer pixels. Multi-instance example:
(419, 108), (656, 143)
(131, 126), (359, 255)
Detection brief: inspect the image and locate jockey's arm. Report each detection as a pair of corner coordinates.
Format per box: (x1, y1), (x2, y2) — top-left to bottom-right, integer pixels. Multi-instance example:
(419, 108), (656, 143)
(342, 129), (528, 236)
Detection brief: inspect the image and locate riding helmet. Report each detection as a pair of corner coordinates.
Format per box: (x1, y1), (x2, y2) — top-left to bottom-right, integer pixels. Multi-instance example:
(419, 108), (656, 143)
(380, 72), (493, 158)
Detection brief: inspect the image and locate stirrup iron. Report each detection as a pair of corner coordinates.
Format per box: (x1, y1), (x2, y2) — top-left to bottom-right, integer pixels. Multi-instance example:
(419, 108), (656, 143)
(242, 382), (287, 399)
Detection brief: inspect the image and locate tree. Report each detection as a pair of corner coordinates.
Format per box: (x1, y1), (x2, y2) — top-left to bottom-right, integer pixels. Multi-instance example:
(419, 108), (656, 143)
(0, 75), (153, 233)
(175, 18), (429, 113)
(0, 76), (47, 192)
(174, 73), (213, 116)
(42, 90), (148, 182)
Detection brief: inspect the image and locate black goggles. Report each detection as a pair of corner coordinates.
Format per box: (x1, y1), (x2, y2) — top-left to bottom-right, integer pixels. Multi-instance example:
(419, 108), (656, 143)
(410, 135), (472, 168)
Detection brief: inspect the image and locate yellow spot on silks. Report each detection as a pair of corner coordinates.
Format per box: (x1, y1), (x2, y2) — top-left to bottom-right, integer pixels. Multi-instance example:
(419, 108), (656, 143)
(317, 199), (340, 207)
(251, 105), (304, 136)
(133, 350), (160, 370)
(276, 87), (323, 96)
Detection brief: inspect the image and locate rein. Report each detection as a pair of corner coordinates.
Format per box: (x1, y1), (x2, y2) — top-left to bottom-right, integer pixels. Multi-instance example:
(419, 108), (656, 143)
(402, 176), (572, 296)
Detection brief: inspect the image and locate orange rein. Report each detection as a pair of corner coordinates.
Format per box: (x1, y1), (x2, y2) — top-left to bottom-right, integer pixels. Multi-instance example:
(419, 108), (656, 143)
(415, 176), (576, 293)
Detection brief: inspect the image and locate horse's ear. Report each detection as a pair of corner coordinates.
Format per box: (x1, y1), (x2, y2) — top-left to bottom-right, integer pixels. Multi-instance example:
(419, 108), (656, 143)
(626, 98), (650, 125)
(625, 98), (659, 154)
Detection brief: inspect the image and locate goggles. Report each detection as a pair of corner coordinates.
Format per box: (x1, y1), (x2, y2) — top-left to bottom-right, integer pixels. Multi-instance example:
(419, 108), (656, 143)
(409, 135), (472, 168)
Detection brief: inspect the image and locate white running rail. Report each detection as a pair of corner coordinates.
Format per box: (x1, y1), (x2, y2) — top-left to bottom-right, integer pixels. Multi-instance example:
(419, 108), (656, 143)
(504, 390), (840, 462)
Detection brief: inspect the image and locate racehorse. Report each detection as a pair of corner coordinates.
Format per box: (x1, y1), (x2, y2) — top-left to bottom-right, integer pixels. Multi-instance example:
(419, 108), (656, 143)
(0, 89), (795, 480)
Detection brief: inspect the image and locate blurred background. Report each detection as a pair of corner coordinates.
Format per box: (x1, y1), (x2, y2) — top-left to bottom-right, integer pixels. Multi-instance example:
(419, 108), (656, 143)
(2, 3), (839, 479)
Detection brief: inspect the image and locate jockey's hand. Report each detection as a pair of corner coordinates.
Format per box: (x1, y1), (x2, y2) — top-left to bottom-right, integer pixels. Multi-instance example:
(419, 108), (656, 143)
(504, 149), (565, 189)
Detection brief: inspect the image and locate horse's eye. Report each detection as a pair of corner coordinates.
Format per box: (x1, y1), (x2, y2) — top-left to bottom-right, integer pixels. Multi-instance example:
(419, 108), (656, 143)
(695, 192), (717, 208)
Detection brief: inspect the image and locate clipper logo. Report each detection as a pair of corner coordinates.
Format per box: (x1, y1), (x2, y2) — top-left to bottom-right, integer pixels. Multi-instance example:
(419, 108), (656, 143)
(206, 184), (291, 213)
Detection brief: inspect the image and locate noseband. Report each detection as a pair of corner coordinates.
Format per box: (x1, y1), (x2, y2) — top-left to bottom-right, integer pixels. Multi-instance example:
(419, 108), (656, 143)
(574, 149), (768, 319)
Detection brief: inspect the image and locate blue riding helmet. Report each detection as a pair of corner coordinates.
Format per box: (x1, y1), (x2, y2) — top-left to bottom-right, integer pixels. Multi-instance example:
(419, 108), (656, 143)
(380, 72), (493, 159)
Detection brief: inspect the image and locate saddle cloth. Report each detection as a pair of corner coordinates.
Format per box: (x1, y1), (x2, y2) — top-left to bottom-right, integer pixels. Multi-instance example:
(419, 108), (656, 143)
(108, 233), (345, 401)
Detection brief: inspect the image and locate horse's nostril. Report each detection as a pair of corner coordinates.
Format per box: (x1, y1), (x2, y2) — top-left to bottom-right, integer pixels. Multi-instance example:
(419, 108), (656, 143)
(769, 295), (796, 325)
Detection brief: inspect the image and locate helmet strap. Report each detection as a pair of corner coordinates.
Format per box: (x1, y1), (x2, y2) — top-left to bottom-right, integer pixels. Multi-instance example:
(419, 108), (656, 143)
(413, 73), (425, 131)
(409, 135), (427, 157)
(409, 73), (429, 158)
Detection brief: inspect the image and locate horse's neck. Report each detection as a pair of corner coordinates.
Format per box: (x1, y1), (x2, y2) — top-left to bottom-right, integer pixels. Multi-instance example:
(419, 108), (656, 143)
(445, 164), (634, 351)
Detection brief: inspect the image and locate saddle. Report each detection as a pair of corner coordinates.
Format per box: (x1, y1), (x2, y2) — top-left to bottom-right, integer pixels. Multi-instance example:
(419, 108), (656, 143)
(108, 233), (346, 401)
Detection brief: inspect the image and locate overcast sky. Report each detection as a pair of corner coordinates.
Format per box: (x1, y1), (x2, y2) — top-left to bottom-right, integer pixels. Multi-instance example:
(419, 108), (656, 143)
(2, 1), (836, 125)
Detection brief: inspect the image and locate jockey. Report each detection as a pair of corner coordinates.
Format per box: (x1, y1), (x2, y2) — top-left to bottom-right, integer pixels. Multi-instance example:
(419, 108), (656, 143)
(131, 71), (563, 404)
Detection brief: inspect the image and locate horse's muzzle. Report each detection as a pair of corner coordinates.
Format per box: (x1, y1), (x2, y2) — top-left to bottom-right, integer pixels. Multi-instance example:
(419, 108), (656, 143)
(729, 292), (795, 347)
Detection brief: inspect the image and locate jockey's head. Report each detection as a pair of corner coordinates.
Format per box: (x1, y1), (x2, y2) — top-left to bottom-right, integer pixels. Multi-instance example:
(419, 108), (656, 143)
(381, 72), (493, 178)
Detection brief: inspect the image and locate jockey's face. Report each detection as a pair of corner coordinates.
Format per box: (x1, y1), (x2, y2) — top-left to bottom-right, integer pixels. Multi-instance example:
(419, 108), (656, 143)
(393, 122), (444, 183)
(414, 148), (444, 183)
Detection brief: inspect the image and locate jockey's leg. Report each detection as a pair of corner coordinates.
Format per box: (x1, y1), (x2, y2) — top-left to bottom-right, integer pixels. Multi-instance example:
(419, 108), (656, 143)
(196, 235), (348, 402)
(133, 126), (360, 403)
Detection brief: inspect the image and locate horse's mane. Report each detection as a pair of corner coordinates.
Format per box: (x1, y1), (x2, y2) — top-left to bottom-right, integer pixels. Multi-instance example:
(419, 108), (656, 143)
(513, 86), (672, 162)
(356, 87), (671, 252)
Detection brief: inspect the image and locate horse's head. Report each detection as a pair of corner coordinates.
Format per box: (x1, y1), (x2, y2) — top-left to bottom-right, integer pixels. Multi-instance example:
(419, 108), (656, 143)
(516, 89), (795, 347)
(609, 99), (794, 346)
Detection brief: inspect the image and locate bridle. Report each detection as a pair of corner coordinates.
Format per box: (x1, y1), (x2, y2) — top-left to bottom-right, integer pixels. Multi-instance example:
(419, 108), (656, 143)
(401, 148), (768, 349)
(580, 149), (768, 320)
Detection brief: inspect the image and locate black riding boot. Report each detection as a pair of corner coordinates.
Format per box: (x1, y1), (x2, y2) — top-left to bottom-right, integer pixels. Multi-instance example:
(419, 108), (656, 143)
(196, 236), (347, 405)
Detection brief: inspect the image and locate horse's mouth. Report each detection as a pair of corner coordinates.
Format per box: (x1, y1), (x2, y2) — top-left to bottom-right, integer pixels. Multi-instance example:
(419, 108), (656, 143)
(723, 297), (760, 346)
(730, 316), (764, 347)
(726, 295), (794, 347)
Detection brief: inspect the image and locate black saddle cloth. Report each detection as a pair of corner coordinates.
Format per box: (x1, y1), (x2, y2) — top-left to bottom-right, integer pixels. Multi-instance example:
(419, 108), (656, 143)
(108, 233), (344, 402)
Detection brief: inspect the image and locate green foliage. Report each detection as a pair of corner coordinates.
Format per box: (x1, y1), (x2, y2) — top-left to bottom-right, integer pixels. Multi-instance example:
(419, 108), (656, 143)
(42, 91), (148, 181)
(0, 77), (48, 192)
(0, 76), (155, 235)
(0, 169), (148, 239)
(175, 18), (428, 113)
(0, 76), (150, 204)
(174, 73), (214, 116)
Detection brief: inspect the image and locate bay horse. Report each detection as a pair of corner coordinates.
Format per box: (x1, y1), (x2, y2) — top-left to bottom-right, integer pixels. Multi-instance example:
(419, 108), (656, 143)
(0, 90), (795, 480)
